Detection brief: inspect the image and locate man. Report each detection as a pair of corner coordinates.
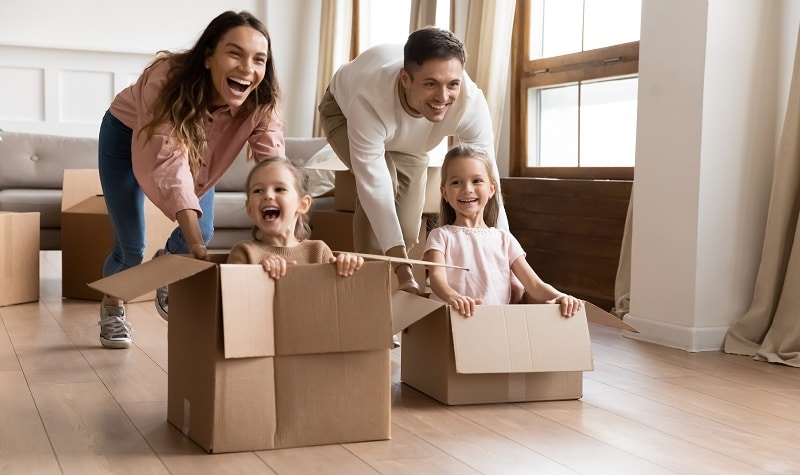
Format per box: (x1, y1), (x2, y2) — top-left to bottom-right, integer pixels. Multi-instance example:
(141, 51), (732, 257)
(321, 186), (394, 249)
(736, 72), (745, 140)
(318, 26), (508, 293)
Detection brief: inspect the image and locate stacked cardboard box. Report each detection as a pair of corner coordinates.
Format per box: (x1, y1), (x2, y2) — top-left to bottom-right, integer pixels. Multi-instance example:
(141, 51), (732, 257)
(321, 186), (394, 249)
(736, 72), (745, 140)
(0, 211), (40, 306)
(61, 169), (175, 301)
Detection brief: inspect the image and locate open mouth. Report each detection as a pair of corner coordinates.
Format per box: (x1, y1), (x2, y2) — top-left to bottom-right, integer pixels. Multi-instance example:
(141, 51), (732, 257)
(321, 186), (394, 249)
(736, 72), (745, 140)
(227, 77), (251, 94)
(261, 206), (280, 221)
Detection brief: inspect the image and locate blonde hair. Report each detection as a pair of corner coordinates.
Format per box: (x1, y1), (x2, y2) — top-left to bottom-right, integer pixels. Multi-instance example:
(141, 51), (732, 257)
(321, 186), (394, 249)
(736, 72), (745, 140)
(244, 157), (311, 241)
(438, 144), (499, 227)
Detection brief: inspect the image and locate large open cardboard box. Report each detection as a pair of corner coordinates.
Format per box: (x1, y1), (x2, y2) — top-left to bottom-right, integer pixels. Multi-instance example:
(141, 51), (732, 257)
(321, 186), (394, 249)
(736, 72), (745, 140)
(61, 169), (175, 301)
(90, 254), (395, 453)
(0, 211), (40, 306)
(395, 292), (637, 405)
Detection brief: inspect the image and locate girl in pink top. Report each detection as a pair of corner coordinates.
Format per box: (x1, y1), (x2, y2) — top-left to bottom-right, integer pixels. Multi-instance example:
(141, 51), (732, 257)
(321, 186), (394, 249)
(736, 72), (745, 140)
(98, 11), (284, 349)
(423, 144), (583, 318)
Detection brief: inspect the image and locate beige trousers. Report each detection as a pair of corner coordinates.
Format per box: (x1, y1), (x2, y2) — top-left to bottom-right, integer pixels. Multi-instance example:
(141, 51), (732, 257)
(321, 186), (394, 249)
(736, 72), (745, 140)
(318, 89), (428, 257)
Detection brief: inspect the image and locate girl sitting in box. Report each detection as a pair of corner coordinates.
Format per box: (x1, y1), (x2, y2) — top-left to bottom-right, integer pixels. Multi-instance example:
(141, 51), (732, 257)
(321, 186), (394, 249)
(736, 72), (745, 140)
(227, 157), (363, 277)
(423, 144), (583, 318)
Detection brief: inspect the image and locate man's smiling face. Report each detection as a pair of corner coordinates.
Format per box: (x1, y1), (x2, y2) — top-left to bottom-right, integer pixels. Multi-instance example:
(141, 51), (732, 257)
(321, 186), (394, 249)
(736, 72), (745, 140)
(400, 57), (463, 122)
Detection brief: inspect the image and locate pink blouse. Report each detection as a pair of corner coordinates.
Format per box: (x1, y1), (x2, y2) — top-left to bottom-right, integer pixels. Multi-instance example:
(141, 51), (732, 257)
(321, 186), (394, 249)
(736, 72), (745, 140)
(425, 225), (526, 305)
(109, 59), (285, 220)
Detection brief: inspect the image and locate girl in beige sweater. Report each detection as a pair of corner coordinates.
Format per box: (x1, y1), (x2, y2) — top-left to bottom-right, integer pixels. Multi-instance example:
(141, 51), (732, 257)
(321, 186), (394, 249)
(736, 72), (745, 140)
(227, 157), (363, 278)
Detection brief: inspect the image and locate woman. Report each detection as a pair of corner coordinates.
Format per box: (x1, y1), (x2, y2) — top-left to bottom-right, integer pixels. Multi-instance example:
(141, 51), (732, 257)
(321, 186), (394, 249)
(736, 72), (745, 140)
(98, 10), (284, 349)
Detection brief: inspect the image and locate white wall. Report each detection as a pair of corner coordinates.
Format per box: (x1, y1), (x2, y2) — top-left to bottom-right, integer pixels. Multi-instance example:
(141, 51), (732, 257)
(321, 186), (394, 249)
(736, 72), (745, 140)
(627, 0), (795, 350)
(0, 0), (322, 138)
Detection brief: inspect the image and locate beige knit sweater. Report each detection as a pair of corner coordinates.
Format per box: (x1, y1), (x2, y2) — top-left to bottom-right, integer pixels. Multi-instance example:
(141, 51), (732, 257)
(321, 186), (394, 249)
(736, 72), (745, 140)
(226, 239), (335, 265)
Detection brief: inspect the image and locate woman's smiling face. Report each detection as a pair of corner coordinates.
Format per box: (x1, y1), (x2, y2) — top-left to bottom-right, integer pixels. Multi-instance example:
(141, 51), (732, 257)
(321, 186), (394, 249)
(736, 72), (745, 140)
(206, 25), (269, 108)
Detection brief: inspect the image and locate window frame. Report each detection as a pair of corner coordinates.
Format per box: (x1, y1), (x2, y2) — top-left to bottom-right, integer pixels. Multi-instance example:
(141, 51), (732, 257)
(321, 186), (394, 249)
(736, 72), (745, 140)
(511, 0), (639, 180)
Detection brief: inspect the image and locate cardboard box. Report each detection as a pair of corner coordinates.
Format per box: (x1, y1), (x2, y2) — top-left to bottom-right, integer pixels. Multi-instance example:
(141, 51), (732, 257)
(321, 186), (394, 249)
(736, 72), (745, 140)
(309, 208), (355, 252)
(60, 169), (175, 301)
(396, 293), (637, 405)
(333, 167), (442, 214)
(89, 254), (395, 453)
(0, 212), (40, 306)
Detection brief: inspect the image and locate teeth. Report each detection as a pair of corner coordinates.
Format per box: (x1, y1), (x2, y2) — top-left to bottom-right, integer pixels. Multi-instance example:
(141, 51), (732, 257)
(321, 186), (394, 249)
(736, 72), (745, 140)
(229, 77), (252, 86)
(429, 103), (446, 110)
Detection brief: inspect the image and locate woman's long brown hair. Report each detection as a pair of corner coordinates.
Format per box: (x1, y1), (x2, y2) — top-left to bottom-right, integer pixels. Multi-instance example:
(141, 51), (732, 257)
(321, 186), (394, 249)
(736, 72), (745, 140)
(139, 10), (281, 178)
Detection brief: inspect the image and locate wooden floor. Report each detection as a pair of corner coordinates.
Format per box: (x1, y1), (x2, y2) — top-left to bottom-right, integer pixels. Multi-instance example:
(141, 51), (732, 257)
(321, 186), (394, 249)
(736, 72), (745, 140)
(1, 252), (800, 474)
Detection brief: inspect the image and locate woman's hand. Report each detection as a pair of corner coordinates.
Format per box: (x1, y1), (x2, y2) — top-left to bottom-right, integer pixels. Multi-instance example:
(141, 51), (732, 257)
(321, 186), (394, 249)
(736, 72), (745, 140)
(547, 293), (583, 317)
(448, 294), (482, 317)
(259, 255), (296, 279)
(189, 243), (209, 261)
(330, 253), (364, 276)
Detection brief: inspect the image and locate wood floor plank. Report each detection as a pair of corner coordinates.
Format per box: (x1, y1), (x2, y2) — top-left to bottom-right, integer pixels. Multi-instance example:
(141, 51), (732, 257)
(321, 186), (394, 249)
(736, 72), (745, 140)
(451, 400), (676, 475)
(121, 401), (276, 474)
(7, 322), (98, 385)
(30, 381), (169, 475)
(587, 359), (800, 448)
(518, 399), (762, 474)
(257, 444), (378, 475)
(344, 423), (483, 475)
(581, 376), (800, 473)
(390, 385), (574, 474)
(0, 314), (21, 371)
(0, 371), (62, 474)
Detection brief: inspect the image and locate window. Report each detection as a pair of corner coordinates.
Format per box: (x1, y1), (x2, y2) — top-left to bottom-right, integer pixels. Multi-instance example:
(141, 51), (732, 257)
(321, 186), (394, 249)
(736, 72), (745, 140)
(512, 0), (640, 179)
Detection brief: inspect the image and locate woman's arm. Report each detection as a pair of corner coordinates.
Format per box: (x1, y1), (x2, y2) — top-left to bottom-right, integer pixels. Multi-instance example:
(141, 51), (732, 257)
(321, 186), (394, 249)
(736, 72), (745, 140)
(176, 209), (208, 260)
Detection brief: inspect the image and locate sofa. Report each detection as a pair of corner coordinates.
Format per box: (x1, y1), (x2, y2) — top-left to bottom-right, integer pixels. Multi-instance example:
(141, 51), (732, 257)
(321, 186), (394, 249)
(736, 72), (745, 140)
(0, 131), (330, 250)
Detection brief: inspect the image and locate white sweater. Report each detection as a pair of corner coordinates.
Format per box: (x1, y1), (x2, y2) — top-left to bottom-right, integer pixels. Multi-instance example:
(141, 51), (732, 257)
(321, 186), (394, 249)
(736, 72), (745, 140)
(330, 43), (508, 252)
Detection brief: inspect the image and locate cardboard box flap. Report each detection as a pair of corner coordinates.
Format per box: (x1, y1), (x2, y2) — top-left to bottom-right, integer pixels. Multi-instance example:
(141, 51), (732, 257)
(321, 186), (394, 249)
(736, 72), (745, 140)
(304, 156), (349, 171)
(62, 169), (104, 211)
(88, 254), (215, 302)
(65, 195), (107, 214)
(220, 264), (276, 359)
(391, 291), (444, 334)
(585, 302), (639, 333)
(273, 261), (393, 355)
(450, 304), (594, 374)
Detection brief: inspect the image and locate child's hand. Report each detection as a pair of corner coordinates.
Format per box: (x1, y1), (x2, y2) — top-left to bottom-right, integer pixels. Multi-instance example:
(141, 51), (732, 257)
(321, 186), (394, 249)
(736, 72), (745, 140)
(330, 253), (364, 276)
(259, 255), (296, 279)
(448, 294), (483, 317)
(547, 293), (583, 317)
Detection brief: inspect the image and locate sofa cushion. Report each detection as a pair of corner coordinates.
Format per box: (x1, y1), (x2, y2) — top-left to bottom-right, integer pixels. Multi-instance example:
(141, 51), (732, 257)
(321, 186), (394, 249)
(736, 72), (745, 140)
(0, 132), (98, 189)
(0, 189), (62, 228)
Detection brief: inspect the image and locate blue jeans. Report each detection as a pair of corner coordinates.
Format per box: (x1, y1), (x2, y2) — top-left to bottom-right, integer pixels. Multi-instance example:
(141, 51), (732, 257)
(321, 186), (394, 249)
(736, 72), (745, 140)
(98, 110), (214, 277)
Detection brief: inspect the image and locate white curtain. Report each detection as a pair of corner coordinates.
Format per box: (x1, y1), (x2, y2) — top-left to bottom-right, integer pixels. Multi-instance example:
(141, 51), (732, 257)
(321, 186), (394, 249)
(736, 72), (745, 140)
(724, 28), (800, 367)
(313, 0), (353, 137)
(456, 0), (517, 150)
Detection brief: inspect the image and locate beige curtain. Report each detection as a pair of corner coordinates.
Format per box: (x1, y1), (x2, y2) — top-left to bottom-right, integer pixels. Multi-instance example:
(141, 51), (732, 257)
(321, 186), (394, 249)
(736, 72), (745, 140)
(723, 29), (800, 367)
(410, 0), (438, 31)
(612, 195), (633, 319)
(457, 0), (517, 147)
(313, 0), (353, 137)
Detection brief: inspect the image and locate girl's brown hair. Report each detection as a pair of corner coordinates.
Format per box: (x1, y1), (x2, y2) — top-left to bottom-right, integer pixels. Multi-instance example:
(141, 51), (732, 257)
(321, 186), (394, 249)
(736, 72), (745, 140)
(438, 143), (500, 227)
(245, 157), (312, 241)
(139, 11), (281, 178)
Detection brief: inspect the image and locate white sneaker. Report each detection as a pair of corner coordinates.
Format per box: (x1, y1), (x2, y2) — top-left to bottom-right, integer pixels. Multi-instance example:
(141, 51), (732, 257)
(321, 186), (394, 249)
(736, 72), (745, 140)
(153, 249), (169, 321)
(99, 305), (132, 349)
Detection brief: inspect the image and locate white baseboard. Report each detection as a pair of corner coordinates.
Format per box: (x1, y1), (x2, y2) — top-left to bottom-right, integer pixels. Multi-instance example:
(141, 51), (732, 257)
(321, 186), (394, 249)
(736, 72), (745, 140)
(621, 314), (730, 352)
